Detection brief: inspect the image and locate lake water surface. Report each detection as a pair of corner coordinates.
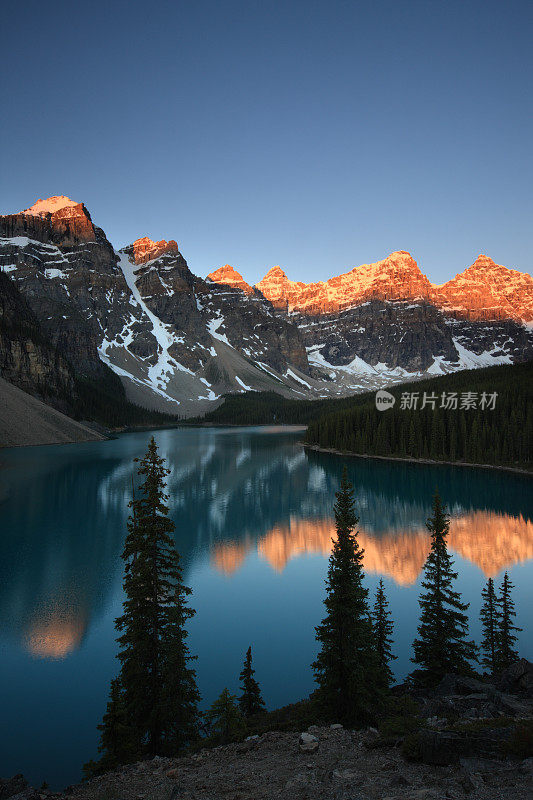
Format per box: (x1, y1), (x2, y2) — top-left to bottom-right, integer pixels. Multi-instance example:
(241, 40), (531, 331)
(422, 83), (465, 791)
(1, 426), (532, 788)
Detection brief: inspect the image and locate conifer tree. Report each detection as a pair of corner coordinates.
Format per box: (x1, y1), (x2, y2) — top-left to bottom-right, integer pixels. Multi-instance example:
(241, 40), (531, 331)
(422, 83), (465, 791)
(96, 437), (200, 764)
(238, 646), (265, 716)
(496, 572), (521, 670)
(373, 579), (397, 686)
(205, 688), (245, 745)
(479, 578), (500, 675)
(411, 492), (477, 686)
(312, 468), (383, 725)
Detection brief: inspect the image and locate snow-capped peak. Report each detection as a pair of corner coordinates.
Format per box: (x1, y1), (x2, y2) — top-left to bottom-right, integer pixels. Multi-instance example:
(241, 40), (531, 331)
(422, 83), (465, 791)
(21, 196), (80, 217)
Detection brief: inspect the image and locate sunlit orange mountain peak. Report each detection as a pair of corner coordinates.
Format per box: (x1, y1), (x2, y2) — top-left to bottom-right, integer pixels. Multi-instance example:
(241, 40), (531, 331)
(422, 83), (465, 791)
(131, 236), (180, 264)
(209, 249), (533, 323)
(21, 195), (81, 216)
(3, 195), (97, 243)
(433, 256), (533, 322)
(207, 265), (254, 294)
(254, 251), (433, 314)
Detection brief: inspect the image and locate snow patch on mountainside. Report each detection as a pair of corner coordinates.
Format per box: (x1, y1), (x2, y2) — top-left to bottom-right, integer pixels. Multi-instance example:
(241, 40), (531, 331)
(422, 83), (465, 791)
(235, 375), (252, 391)
(98, 251), (194, 400)
(207, 314), (232, 346)
(452, 338), (513, 368)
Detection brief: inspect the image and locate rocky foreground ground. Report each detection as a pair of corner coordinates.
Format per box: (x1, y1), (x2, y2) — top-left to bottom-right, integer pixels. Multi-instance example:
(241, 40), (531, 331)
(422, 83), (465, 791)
(3, 662), (533, 800)
(3, 726), (532, 800)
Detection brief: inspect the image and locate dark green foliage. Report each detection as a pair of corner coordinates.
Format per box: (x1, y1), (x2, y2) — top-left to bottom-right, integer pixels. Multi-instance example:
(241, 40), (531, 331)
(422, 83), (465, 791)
(373, 579), (397, 686)
(241, 697), (320, 736)
(67, 371), (178, 428)
(480, 578), (500, 675)
(496, 572), (521, 670)
(312, 468), (385, 725)
(205, 688), (246, 745)
(305, 363), (533, 469)
(411, 493), (478, 686)
(377, 696), (422, 743)
(94, 438), (199, 768)
(238, 646), (266, 717)
(194, 391), (363, 426)
(83, 679), (137, 776)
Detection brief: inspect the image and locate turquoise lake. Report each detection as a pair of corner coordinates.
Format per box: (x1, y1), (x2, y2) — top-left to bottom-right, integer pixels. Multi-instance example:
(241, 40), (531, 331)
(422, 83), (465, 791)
(0, 426), (532, 789)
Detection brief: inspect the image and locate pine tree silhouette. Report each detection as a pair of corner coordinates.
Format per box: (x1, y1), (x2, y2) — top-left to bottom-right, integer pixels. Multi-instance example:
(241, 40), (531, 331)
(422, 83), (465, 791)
(312, 468), (384, 724)
(480, 578), (500, 675)
(496, 572), (521, 670)
(93, 437), (200, 767)
(411, 492), (477, 686)
(238, 646), (265, 716)
(373, 579), (397, 686)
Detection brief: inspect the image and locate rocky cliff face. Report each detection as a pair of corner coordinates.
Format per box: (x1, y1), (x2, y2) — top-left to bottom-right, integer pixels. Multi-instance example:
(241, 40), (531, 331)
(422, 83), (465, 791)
(1, 196), (532, 416)
(0, 270), (75, 403)
(99, 240), (312, 411)
(433, 255), (533, 322)
(256, 252), (433, 313)
(254, 251), (533, 323)
(207, 265), (254, 294)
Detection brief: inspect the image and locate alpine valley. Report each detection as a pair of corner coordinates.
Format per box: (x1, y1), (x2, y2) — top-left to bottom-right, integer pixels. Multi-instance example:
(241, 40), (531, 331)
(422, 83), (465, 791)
(1, 195), (532, 421)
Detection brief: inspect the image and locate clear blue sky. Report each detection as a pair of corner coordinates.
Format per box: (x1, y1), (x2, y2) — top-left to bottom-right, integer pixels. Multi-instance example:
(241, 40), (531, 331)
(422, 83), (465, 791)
(1, 0), (531, 284)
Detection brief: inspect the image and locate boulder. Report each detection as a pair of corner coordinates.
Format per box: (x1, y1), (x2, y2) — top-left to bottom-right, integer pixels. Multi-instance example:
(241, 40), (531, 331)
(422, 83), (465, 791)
(435, 674), (488, 696)
(299, 732), (319, 753)
(0, 775), (28, 800)
(416, 724), (514, 765)
(498, 659), (533, 697)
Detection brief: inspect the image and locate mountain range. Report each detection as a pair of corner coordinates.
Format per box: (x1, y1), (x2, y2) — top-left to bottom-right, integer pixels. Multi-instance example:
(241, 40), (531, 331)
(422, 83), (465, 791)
(1, 195), (532, 418)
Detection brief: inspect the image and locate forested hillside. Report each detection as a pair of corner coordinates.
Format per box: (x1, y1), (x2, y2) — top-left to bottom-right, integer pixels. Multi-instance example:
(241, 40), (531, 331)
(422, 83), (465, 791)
(196, 391), (360, 425)
(305, 362), (532, 469)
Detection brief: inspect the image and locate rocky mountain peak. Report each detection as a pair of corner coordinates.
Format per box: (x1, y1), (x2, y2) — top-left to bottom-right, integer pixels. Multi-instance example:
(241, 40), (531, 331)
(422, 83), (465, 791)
(131, 237), (180, 265)
(471, 254), (497, 269)
(255, 266), (298, 309)
(1, 195), (96, 244)
(207, 265), (253, 294)
(21, 196), (82, 217)
(255, 252), (432, 313)
(433, 255), (533, 322)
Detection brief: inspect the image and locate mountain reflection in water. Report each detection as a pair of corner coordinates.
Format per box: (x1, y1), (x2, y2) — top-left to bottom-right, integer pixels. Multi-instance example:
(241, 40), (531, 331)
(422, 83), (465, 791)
(1, 428), (532, 659)
(212, 511), (533, 585)
(1, 427), (532, 790)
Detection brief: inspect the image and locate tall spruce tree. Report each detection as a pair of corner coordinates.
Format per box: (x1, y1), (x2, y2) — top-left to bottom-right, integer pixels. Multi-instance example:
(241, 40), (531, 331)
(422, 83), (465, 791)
(373, 579), (397, 687)
(411, 492), (477, 686)
(238, 646), (265, 716)
(97, 437), (200, 764)
(496, 572), (521, 670)
(312, 468), (383, 725)
(479, 578), (500, 675)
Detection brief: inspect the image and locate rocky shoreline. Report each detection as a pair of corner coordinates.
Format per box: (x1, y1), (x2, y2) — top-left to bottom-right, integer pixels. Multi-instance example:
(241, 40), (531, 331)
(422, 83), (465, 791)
(4, 662), (533, 800)
(303, 443), (533, 476)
